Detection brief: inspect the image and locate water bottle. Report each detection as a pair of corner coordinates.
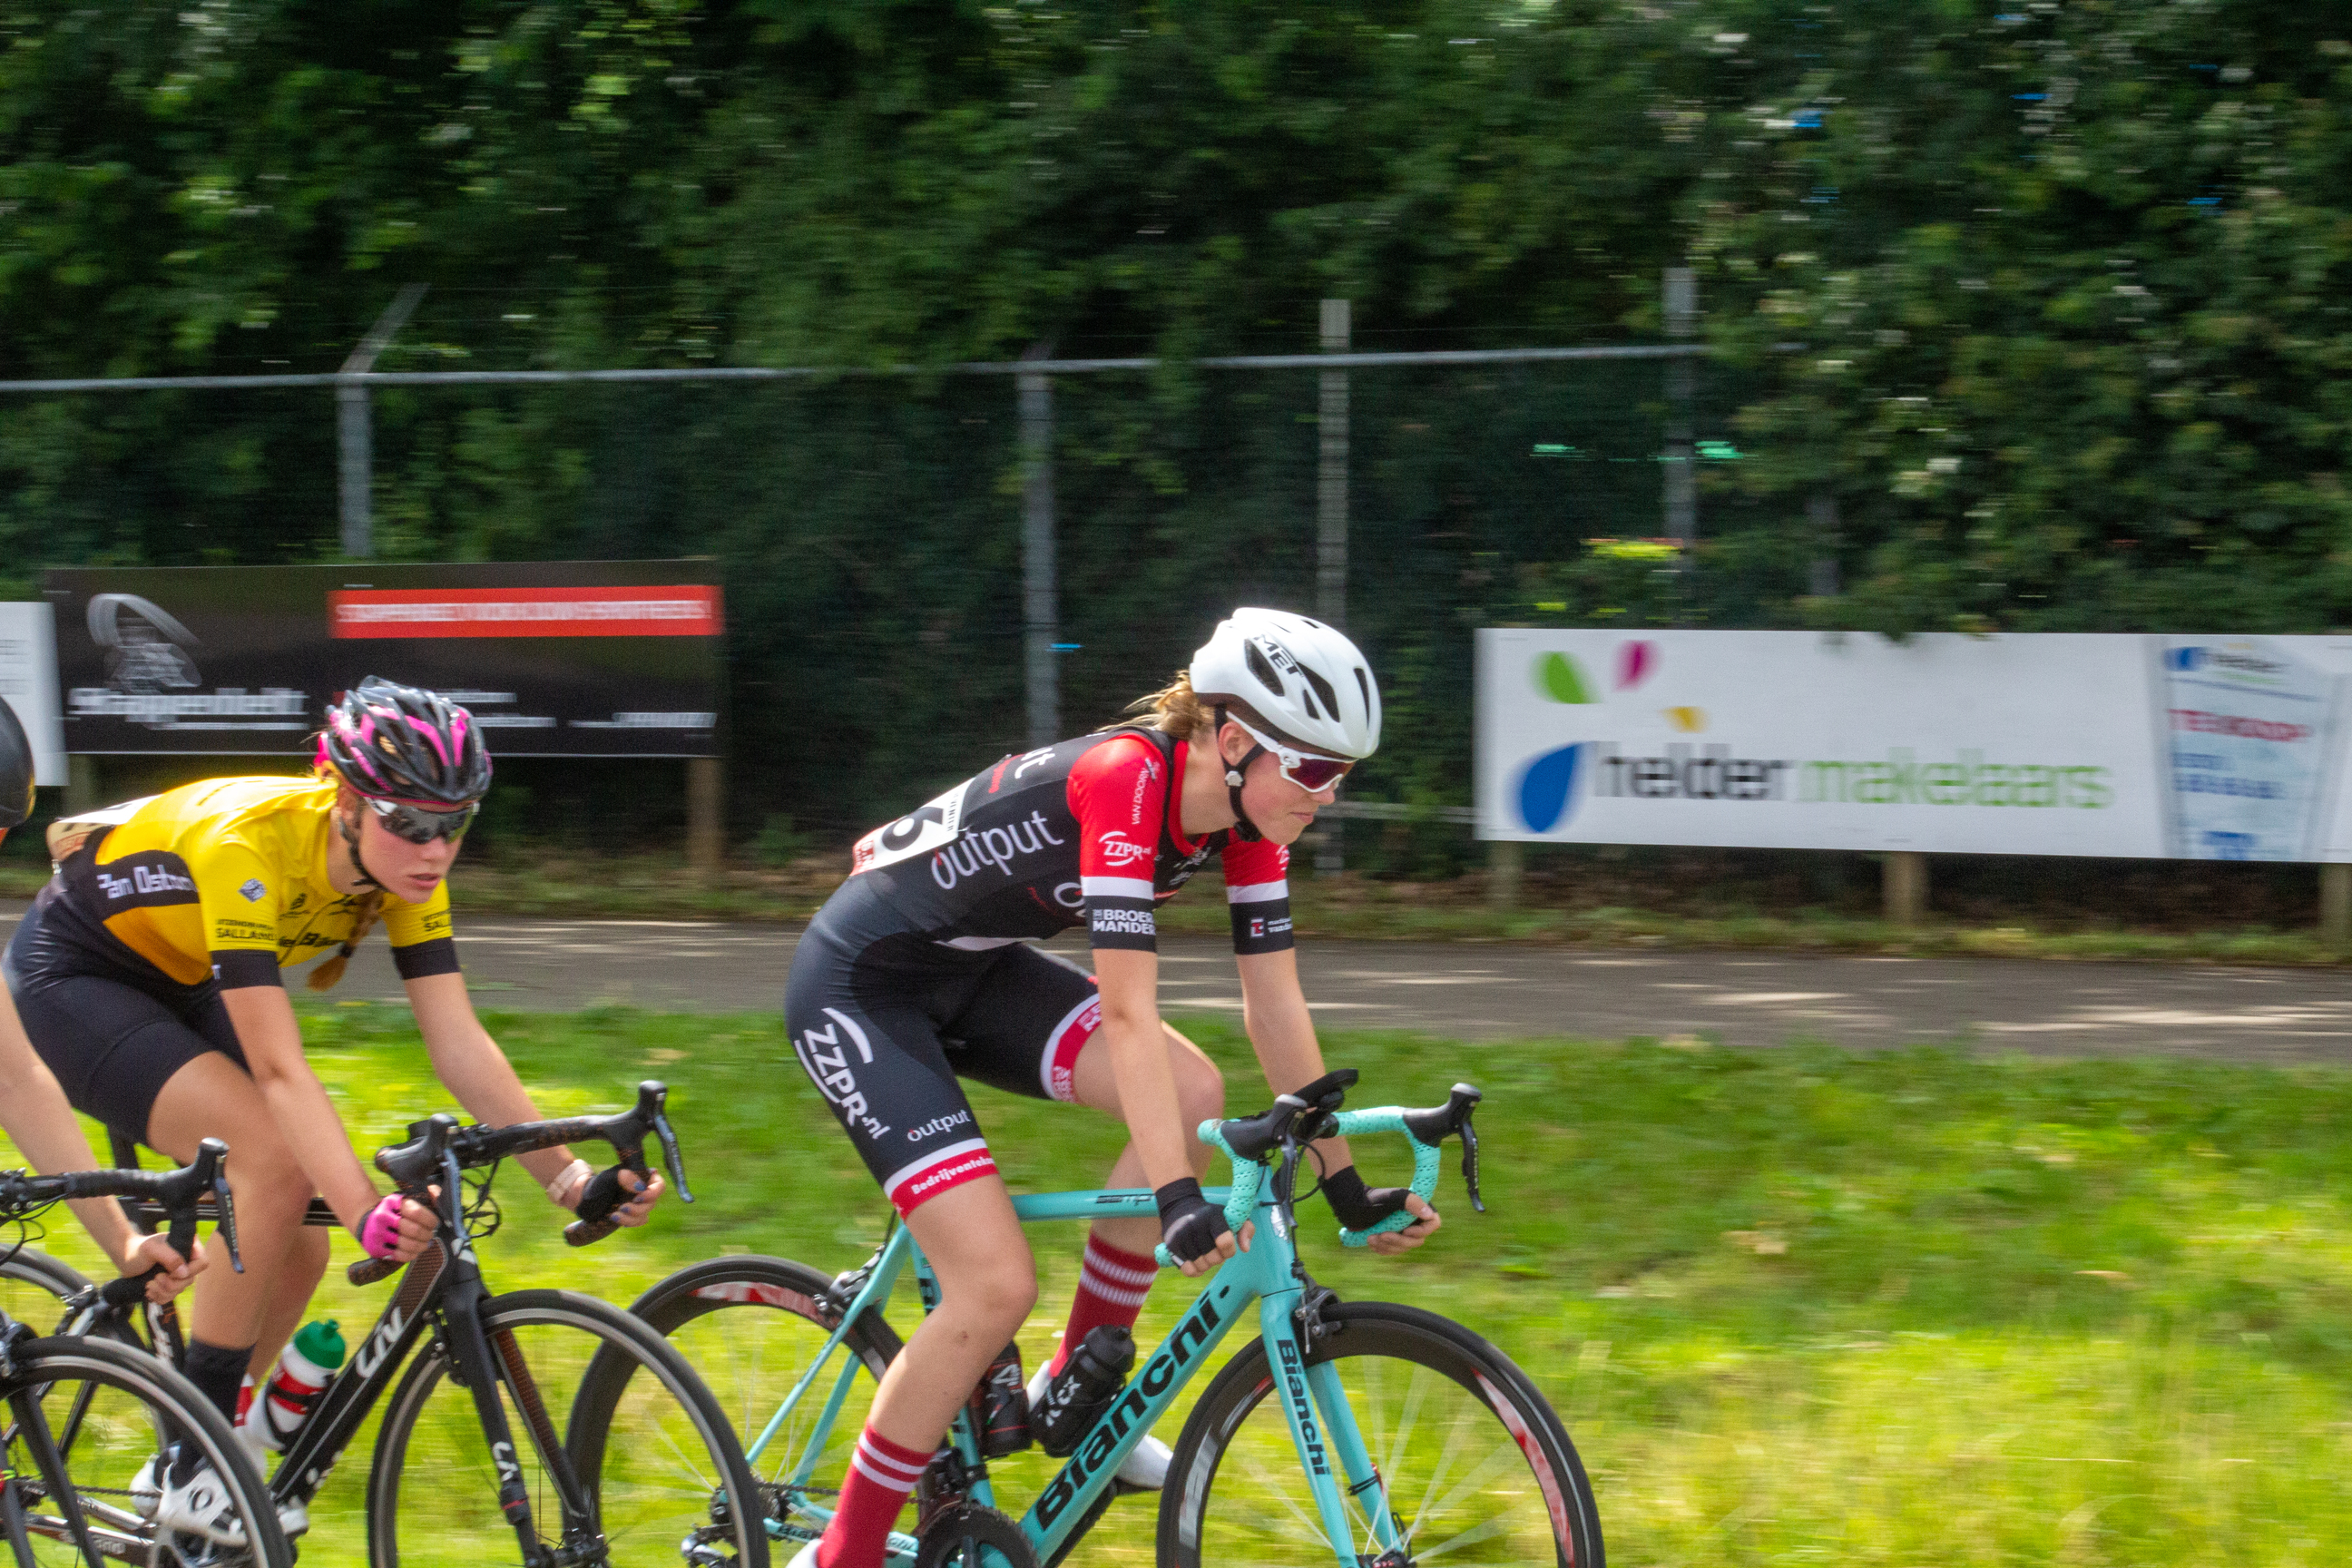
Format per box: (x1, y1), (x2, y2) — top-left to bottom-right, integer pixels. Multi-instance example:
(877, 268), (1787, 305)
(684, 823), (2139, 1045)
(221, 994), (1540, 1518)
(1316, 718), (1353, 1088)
(1029, 1325), (1133, 1457)
(244, 1319), (346, 1452)
(968, 1342), (1031, 1457)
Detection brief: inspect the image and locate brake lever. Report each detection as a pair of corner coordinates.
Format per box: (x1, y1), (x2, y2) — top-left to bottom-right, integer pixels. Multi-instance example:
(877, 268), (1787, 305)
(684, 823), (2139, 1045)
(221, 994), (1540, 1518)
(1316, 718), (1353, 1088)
(204, 1147), (244, 1274)
(1458, 1113), (1485, 1213)
(651, 1111), (694, 1205)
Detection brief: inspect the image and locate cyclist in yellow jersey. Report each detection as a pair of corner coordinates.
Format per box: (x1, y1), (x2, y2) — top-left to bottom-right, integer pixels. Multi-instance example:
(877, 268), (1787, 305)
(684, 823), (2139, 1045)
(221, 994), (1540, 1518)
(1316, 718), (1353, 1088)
(4, 677), (662, 1542)
(0, 693), (204, 1305)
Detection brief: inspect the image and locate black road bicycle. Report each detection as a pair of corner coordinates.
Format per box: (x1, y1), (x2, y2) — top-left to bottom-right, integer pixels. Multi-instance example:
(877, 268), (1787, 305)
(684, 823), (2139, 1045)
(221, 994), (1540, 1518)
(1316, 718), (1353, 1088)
(5, 1083), (768, 1568)
(0, 1140), (292, 1567)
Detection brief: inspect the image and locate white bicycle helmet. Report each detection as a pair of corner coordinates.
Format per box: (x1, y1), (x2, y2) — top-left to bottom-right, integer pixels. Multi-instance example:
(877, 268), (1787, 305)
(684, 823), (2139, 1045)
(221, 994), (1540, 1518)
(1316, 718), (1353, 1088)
(1190, 608), (1382, 839)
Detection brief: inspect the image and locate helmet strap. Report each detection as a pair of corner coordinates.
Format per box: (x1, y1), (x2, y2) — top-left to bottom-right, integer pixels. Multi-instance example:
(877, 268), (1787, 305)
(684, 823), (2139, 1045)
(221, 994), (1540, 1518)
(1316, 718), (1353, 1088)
(1214, 705), (1267, 843)
(337, 796), (384, 892)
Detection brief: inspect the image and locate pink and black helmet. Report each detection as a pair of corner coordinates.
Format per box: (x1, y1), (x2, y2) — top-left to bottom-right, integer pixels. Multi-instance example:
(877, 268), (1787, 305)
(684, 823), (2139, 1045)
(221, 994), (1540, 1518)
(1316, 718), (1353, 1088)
(316, 676), (491, 806)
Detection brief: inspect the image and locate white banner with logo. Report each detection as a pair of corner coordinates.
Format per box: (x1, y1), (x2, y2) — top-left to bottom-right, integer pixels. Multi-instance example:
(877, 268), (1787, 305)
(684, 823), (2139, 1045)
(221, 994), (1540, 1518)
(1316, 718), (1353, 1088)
(1476, 630), (2352, 861)
(0, 603), (64, 786)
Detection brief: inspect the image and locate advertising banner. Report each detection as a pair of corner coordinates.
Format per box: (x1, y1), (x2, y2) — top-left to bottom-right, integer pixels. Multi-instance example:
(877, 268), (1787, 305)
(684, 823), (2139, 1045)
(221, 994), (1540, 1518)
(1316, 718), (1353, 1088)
(44, 562), (723, 759)
(1476, 630), (2352, 862)
(0, 603), (65, 785)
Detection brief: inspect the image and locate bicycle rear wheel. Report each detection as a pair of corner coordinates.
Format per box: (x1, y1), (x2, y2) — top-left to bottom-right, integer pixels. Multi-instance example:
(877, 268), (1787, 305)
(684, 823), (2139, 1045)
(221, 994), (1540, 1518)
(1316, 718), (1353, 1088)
(3, 1330), (289, 1567)
(365, 1288), (769, 1568)
(586, 1256), (902, 1553)
(1159, 1300), (1602, 1568)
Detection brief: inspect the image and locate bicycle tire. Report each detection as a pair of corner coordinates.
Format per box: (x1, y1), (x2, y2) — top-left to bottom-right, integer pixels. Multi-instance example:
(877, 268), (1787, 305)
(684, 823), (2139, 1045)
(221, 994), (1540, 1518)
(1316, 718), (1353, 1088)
(0, 1250), (93, 1338)
(0, 1248), (162, 1355)
(589, 1255), (902, 1553)
(1158, 1300), (1603, 1568)
(3, 1329), (291, 1567)
(364, 1288), (769, 1568)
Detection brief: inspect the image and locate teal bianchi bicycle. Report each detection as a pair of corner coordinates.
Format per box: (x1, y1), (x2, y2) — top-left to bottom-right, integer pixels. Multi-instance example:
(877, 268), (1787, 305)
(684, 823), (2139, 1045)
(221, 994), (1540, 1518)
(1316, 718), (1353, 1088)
(589, 1069), (1604, 1568)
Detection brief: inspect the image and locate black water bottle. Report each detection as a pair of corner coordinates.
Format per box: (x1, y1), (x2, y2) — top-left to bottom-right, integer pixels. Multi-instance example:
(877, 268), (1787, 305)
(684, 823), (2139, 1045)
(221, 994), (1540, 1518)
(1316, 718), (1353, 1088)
(1029, 1325), (1135, 1457)
(970, 1341), (1032, 1457)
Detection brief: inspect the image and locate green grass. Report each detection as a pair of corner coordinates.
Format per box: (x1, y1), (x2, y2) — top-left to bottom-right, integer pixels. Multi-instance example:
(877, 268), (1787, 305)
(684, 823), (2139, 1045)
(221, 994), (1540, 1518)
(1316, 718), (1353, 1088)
(13, 1011), (2352, 1563)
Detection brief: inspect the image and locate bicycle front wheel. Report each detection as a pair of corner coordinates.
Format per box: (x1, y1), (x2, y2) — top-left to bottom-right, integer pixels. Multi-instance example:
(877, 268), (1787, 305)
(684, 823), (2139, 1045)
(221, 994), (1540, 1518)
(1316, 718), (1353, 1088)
(364, 1288), (769, 1568)
(3, 1330), (290, 1567)
(1159, 1300), (1602, 1568)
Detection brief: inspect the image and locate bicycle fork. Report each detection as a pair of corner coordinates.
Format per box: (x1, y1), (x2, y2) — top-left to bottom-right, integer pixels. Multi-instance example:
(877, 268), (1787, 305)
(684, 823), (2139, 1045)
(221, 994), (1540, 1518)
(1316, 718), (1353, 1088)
(440, 1279), (598, 1568)
(1257, 1291), (1406, 1565)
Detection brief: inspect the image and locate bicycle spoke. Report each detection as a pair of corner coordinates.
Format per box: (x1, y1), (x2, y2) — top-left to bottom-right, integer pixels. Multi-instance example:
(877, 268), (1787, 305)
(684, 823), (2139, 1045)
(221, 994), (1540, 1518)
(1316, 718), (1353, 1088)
(1169, 1307), (1597, 1568)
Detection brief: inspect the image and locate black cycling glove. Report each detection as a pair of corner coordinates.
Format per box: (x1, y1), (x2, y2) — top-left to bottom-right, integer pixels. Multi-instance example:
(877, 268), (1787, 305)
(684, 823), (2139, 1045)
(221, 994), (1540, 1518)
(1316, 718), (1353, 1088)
(575, 1164), (634, 1224)
(1155, 1177), (1231, 1265)
(1322, 1165), (1412, 1232)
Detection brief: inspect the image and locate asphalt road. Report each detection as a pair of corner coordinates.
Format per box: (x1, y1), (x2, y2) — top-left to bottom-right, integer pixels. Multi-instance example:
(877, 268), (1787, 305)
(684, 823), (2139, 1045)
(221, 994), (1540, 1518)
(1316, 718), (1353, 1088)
(12, 902), (2350, 1063)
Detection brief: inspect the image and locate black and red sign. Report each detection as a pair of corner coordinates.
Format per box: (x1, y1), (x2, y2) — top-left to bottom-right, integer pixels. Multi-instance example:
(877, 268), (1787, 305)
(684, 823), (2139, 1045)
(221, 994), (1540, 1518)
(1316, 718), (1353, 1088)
(44, 561), (724, 758)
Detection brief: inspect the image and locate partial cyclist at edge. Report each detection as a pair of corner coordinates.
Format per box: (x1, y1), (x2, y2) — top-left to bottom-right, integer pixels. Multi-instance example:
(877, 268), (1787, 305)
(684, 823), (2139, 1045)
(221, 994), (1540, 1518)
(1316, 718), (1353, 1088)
(0, 691), (207, 1301)
(1, 675), (662, 1543)
(786, 607), (1439, 1568)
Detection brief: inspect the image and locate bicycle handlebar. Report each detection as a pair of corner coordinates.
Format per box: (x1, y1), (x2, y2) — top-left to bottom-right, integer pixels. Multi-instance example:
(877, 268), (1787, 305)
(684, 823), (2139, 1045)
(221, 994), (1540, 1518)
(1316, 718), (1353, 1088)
(347, 1082), (692, 1286)
(1152, 1072), (1484, 1266)
(0, 1138), (243, 1302)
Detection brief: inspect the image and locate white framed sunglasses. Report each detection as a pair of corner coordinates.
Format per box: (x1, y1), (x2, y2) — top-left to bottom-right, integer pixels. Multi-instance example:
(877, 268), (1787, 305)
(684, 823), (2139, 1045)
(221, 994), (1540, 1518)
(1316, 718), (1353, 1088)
(1223, 714), (1355, 793)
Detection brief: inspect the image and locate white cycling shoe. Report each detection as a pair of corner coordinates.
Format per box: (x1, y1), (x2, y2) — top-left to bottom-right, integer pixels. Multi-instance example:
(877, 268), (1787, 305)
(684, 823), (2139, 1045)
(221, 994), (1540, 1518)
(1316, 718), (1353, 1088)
(138, 1449), (309, 1542)
(1026, 1362), (1170, 1489)
(152, 1455), (251, 1545)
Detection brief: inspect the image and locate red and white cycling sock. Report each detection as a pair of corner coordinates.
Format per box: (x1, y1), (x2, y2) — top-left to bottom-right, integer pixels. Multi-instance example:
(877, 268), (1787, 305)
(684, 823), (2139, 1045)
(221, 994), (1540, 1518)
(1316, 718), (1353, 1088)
(1049, 1233), (1158, 1377)
(816, 1426), (930, 1568)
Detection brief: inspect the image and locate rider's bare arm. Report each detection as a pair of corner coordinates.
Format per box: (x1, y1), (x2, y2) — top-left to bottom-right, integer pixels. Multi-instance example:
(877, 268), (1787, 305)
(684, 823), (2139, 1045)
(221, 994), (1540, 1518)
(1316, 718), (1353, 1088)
(224, 984), (401, 1234)
(1235, 948), (1439, 1253)
(407, 972), (662, 1220)
(1093, 948), (1197, 1191)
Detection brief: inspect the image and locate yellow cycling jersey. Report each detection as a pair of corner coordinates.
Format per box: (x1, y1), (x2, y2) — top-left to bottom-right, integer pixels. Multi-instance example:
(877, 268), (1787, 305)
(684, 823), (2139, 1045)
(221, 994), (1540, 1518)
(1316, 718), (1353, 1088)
(49, 776), (456, 991)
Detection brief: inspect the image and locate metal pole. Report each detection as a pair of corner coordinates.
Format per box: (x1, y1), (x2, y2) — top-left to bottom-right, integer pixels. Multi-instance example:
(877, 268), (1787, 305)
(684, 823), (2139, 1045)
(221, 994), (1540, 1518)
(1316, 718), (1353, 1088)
(336, 283), (428, 559)
(1318, 299), (1351, 627)
(337, 385), (373, 557)
(1663, 268), (1697, 561)
(1808, 494), (1840, 597)
(1020, 343), (1059, 749)
(1316, 300), (1352, 876)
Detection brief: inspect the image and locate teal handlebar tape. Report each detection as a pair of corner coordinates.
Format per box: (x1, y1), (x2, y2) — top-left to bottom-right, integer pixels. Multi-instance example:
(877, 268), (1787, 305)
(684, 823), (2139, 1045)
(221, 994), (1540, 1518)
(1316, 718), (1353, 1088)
(1328, 1108), (1442, 1247)
(1153, 1122), (1264, 1268)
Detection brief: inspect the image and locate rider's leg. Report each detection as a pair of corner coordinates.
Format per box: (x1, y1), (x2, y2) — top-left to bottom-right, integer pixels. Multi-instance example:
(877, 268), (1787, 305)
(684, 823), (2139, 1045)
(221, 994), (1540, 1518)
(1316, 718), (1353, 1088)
(815, 1177), (1037, 1568)
(146, 1051), (324, 1415)
(1051, 1022), (1223, 1374)
(245, 1220), (331, 1381)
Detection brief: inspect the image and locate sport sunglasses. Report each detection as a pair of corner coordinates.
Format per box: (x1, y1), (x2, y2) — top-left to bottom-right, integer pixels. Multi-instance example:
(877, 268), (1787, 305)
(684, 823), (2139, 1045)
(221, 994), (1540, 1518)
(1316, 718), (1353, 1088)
(364, 796), (479, 845)
(1225, 714), (1355, 793)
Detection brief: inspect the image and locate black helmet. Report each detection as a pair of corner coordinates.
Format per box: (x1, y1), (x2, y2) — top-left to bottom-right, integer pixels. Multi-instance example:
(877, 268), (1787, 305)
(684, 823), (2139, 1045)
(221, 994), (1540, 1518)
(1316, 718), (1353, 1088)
(314, 677), (492, 806)
(0, 697), (33, 829)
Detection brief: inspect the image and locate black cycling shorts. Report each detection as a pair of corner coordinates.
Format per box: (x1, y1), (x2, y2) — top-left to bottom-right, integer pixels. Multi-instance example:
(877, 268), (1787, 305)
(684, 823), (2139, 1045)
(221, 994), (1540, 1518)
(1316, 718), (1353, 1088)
(786, 876), (1102, 1217)
(4, 890), (247, 1146)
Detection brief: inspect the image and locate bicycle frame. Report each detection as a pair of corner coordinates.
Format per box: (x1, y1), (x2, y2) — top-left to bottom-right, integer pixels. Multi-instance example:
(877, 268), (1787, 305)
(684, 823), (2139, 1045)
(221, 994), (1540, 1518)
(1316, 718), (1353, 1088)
(266, 1174), (597, 1563)
(757, 1181), (1406, 1568)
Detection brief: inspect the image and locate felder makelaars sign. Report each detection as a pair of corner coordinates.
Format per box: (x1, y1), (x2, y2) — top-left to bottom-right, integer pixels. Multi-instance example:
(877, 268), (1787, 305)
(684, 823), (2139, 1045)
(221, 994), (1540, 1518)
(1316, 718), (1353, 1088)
(1477, 629), (2352, 863)
(45, 561), (722, 759)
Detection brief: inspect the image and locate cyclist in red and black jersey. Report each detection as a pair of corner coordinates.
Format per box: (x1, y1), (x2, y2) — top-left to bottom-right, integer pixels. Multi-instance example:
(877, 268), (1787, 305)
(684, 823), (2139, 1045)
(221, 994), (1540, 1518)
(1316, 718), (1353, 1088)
(787, 609), (1440, 1568)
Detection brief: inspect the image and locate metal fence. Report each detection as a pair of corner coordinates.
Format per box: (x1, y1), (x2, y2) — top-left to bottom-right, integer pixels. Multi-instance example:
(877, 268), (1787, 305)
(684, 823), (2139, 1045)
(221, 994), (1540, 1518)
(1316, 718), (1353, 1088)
(0, 276), (1720, 865)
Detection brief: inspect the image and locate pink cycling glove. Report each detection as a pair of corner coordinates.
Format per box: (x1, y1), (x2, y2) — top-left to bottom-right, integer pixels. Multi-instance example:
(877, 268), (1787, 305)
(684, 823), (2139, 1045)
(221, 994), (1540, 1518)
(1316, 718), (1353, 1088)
(358, 1193), (409, 1260)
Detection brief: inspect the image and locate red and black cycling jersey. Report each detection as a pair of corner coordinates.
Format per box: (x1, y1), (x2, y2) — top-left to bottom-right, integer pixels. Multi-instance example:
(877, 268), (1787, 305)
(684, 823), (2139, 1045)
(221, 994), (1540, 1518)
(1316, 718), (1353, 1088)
(847, 728), (1292, 956)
